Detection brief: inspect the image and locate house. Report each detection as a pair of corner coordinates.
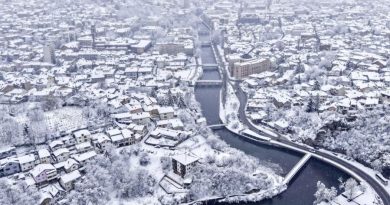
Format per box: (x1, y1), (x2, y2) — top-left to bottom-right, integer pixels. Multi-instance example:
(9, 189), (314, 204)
(0, 157), (20, 177)
(380, 90), (390, 105)
(108, 128), (134, 147)
(49, 140), (65, 151)
(0, 146), (16, 160)
(172, 153), (199, 178)
(18, 154), (36, 171)
(270, 93), (291, 108)
(158, 107), (175, 120)
(150, 127), (186, 140)
(143, 105), (159, 117)
(59, 170), (81, 191)
(125, 104), (143, 113)
(132, 125), (147, 136)
(273, 120), (290, 133)
(72, 151), (97, 165)
(53, 148), (70, 162)
(364, 98), (379, 110)
(156, 118), (184, 130)
(111, 112), (132, 123)
(63, 158), (80, 173)
(30, 164), (58, 185)
(61, 136), (76, 146)
(38, 149), (51, 164)
(249, 111), (267, 123)
(75, 142), (93, 154)
(73, 129), (91, 144)
(122, 129), (136, 145)
(40, 183), (66, 203)
(131, 112), (151, 124)
(91, 133), (111, 151)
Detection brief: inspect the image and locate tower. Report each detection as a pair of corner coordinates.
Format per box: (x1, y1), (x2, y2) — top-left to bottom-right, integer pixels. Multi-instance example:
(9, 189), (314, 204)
(43, 44), (56, 64)
(91, 24), (96, 49)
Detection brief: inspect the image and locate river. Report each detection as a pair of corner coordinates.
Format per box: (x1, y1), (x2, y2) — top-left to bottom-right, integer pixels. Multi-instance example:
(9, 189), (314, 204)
(193, 26), (349, 205)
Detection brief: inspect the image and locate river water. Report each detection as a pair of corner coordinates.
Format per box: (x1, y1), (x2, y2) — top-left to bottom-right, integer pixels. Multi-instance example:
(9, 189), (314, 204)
(194, 28), (349, 205)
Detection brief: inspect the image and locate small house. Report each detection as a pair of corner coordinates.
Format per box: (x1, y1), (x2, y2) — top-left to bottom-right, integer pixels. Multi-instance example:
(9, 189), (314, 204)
(59, 170), (81, 191)
(172, 153), (199, 178)
(30, 164), (58, 185)
(18, 154), (36, 172)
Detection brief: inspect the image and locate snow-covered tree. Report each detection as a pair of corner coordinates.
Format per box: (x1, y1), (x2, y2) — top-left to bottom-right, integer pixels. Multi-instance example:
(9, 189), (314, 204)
(314, 181), (337, 204)
(0, 179), (41, 205)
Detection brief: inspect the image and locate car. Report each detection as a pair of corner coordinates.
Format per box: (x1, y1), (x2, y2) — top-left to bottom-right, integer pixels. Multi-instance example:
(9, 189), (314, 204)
(309, 148), (316, 153)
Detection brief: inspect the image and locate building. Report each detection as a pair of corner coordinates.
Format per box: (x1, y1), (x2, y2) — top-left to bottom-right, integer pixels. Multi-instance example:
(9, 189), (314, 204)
(172, 153), (199, 178)
(59, 170), (81, 191)
(91, 133), (111, 151)
(73, 129), (91, 144)
(75, 142), (93, 154)
(231, 58), (272, 79)
(63, 159), (80, 173)
(0, 146), (16, 160)
(38, 149), (51, 164)
(131, 112), (151, 124)
(132, 40), (152, 54)
(43, 44), (56, 64)
(53, 148), (70, 162)
(18, 154), (36, 172)
(0, 157), (20, 177)
(49, 140), (65, 151)
(30, 164), (58, 185)
(158, 42), (186, 55)
(158, 107), (175, 120)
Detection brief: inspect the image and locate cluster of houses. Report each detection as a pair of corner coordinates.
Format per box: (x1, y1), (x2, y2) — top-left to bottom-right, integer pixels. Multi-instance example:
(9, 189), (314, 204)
(198, 0), (390, 132)
(0, 0), (198, 105)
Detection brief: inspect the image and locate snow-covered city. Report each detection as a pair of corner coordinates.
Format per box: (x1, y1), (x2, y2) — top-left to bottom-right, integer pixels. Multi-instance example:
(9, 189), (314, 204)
(0, 0), (389, 205)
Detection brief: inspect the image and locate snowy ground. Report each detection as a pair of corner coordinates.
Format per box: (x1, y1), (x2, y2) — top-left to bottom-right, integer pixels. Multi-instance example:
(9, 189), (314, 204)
(220, 82), (246, 132)
(15, 106), (86, 133)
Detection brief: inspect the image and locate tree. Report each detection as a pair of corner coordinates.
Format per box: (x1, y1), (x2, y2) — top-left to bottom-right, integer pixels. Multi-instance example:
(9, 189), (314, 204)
(313, 80), (321, 90)
(0, 179), (40, 205)
(306, 97), (315, 113)
(341, 178), (360, 201)
(314, 181), (337, 204)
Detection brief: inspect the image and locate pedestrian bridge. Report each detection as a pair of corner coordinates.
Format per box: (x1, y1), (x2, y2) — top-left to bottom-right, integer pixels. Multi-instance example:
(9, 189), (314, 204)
(283, 153), (312, 185)
(207, 124), (226, 130)
(202, 64), (219, 70)
(195, 80), (223, 87)
(201, 42), (211, 47)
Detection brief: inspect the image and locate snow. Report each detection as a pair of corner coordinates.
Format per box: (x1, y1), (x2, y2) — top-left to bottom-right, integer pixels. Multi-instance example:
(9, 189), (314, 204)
(60, 170), (81, 184)
(18, 154), (35, 164)
(172, 153), (199, 166)
(30, 164), (56, 177)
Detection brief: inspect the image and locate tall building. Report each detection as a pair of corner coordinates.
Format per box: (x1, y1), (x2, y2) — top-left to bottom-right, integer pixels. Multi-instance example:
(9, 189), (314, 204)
(91, 24), (96, 49)
(231, 58), (272, 79)
(43, 44), (56, 64)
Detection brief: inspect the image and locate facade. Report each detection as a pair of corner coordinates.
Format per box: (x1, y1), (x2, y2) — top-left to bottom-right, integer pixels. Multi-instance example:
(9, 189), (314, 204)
(0, 146), (16, 160)
(38, 149), (52, 164)
(30, 164), (58, 185)
(91, 133), (111, 151)
(158, 107), (175, 120)
(63, 159), (80, 173)
(59, 170), (81, 191)
(158, 43), (186, 55)
(43, 44), (56, 64)
(73, 129), (91, 144)
(18, 154), (36, 172)
(53, 148), (70, 162)
(75, 142), (93, 154)
(0, 158), (20, 177)
(231, 58), (272, 79)
(172, 153), (199, 178)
